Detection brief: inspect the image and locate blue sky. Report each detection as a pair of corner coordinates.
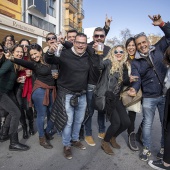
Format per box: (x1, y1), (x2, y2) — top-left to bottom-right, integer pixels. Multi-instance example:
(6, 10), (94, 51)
(83, 0), (170, 39)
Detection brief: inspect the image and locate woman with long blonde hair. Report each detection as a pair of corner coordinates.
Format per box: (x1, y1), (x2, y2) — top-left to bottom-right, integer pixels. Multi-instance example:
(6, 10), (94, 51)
(96, 45), (130, 155)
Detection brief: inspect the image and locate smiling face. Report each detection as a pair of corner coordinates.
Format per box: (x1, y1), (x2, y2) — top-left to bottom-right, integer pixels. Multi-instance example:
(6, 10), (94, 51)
(5, 36), (15, 49)
(73, 36), (87, 55)
(93, 30), (106, 43)
(13, 47), (23, 59)
(29, 49), (42, 62)
(135, 36), (150, 55)
(67, 32), (77, 43)
(114, 46), (124, 62)
(126, 40), (136, 56)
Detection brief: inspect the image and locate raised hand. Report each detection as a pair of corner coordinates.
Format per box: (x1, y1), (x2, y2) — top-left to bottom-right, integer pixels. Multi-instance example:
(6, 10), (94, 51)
(105, 14), (112, 28)
(148, 14), (163, 26)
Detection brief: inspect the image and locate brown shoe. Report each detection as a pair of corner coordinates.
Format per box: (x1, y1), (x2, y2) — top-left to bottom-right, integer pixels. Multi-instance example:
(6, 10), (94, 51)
(63, 146), (72, 160)
(39, 136), (53, 149)
(71, 140), (86, 150)
(110, 137), (121, 149)
(101, 140), (114, 155)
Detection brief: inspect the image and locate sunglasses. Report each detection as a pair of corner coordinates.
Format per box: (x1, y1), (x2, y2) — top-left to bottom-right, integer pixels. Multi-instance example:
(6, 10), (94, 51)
(94, 34), (105, 38)
(114, 50), (124, 54)
(47, 36), (56, 41)
(20, 45), (30, 48)
(0, 49), (3, 52)
(134, 32), (146, 39)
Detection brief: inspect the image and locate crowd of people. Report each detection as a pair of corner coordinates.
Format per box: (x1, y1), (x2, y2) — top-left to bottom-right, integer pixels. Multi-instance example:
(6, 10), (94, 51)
(0, 14), (170, 170)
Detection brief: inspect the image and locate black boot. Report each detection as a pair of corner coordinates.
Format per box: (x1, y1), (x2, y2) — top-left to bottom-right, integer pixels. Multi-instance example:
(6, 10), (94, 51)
(26, 109), (35, 135)
(22, 125), (29, 139)
(0, 126), (9, 142)
(9, 132), (30, 151)
(128, 132), (139, 151)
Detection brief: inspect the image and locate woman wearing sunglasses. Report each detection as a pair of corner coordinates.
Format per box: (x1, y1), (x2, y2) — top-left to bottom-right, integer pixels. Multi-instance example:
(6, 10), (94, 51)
(95, 44), (131, 155)
(14, 39), (35, 139)
(5, 43), (57, 149)
(0, 44), (30, 151)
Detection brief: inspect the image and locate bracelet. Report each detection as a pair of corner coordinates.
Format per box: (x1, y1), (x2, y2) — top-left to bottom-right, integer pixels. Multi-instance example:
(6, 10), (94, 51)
(159, 21), (165, 27)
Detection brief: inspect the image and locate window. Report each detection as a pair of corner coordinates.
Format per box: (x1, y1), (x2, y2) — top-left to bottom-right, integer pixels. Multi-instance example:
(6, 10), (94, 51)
(47, 0), (56, 17)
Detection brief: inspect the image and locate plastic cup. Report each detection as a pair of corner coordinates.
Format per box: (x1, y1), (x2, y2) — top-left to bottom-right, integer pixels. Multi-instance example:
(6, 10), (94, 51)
(97, 43), (104, 55)
(54, 44), (63, 57)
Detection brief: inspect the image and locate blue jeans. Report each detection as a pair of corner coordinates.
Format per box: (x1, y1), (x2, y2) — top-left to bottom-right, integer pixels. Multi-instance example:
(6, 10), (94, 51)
(142, 96), (165, 150)
(32, 88), (53, 137)
(62, 94), (87, 146)
(85, 84), (105, 136)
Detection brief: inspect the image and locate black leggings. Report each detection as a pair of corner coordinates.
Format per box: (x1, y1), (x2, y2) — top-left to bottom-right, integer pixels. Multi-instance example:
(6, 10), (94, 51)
(164, 122), (170, 164)
(0, 92), (20, 134)
(104, 98), (131, 142)
(127, 111), (136, 135)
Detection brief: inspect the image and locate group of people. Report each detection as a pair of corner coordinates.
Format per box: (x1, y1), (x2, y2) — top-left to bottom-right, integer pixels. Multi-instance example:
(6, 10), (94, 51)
(0, 14), (170, 170)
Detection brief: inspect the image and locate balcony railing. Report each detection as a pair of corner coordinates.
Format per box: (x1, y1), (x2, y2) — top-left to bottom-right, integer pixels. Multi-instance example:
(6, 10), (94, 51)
(65, 0), (78, 11)
(64, 18), (78, 30)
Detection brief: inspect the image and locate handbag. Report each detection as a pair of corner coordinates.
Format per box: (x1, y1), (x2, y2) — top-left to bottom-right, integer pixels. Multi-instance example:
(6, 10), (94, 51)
(121, 87), (142, 107)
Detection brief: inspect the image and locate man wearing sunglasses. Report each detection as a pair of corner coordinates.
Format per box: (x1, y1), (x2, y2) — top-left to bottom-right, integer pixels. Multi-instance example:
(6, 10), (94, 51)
(128, 14), (170, 162)
(84, 27), (111, 146)
(43, 33), (58, 53)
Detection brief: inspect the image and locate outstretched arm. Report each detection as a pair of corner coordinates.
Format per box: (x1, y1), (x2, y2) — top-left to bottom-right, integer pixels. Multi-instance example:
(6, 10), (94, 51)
(103, 14), (112, 36)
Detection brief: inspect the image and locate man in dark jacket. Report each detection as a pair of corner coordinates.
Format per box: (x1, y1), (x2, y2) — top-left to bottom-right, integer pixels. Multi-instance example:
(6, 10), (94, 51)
(84, 27), (111, 146)
(128, 14), (170, 162)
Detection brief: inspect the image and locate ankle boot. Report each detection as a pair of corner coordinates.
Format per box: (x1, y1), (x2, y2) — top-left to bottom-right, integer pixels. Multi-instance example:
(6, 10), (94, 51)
(101, 140), (114, 155)
(45, 131), (54, 140)
(128, 132), (139, 151)
(9, 132), (30, 151)
(26, 109), (35, 135)
(39, 136), (53, 149)
(110, 137), (121, 149)
(22, 126), (29, 139)
(0, 126), (9, 142)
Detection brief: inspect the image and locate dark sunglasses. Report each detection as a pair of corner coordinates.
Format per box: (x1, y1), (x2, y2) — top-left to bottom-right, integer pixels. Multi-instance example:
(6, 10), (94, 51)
(20, 45), (30, 48)
(94, 34), (105, 38)
(114, 50), (124, 54)
(47, 36), (56, 41)
(134, 32), (146, 39)
(0, 49), (3, 52)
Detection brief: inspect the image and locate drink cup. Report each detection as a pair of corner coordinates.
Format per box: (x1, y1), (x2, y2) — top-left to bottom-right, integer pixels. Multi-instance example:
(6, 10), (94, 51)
(97, 43), (104, 55)
(54, 44), (63, 57)
(51, 69), (58, 76)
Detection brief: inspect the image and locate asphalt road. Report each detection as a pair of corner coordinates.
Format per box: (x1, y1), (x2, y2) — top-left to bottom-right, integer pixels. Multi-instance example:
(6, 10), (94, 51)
(0, 111), (162, 170)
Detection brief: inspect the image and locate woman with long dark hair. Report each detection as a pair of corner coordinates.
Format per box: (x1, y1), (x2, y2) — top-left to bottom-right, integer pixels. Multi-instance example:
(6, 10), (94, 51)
(0, 44), (30, 151)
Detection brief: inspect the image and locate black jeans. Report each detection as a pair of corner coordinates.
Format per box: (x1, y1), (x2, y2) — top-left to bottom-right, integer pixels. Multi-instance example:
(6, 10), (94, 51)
(127, 111), (136, 135)
(104, 95), (131, 142)
(0, 92), (20, 134)
(164, 122), (170, 164)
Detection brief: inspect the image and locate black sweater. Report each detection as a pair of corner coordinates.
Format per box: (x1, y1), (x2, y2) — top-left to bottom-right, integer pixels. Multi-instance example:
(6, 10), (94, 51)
(13, 58), (55, 86)
(45, 48), (90, 92)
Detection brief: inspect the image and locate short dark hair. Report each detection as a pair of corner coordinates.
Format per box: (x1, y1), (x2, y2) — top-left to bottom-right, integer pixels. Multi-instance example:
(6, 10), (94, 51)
(2, 34), (15, 46)
(93, 27), (105, 35)
(75, 33), (87, 39)
(67, 29), (78, 36)
(46, 32), (57, 42)
(125, 37), (135, 49)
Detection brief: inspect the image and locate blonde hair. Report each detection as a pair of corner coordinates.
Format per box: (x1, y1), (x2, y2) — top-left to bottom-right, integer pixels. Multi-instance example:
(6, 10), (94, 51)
(104, 45), (127, 82)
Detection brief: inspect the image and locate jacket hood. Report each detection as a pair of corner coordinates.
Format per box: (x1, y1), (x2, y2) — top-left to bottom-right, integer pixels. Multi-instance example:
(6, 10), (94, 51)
(135, 45), (155, 59)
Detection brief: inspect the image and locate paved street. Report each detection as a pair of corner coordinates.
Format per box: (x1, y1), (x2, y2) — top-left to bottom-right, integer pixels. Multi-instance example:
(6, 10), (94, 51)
(0, 111), (162, 170)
